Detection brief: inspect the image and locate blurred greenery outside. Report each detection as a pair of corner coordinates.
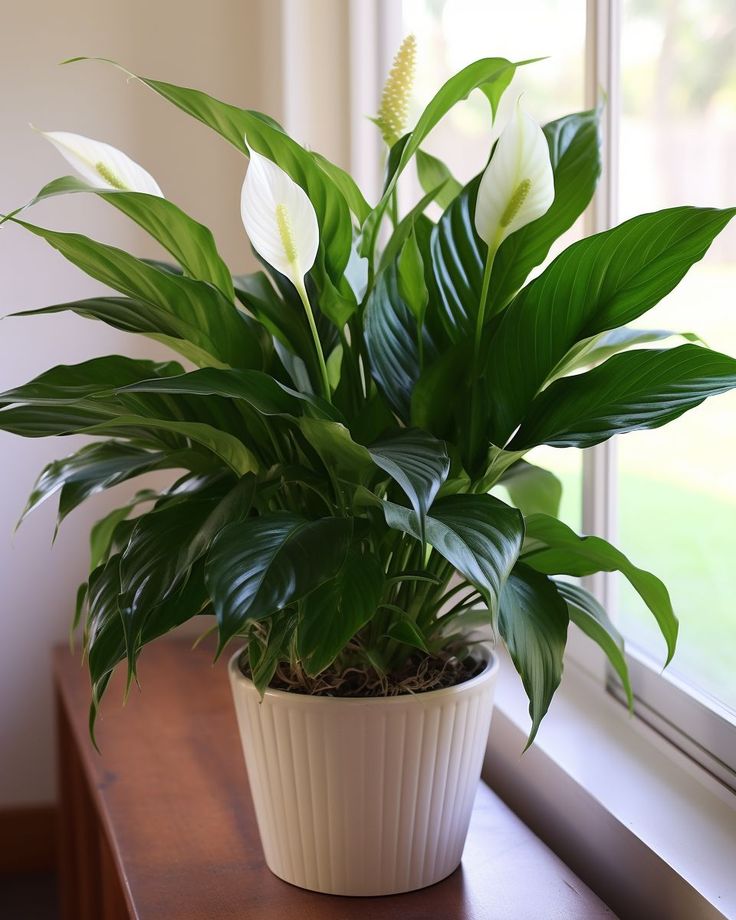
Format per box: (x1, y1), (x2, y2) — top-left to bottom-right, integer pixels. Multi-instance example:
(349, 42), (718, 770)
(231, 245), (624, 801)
(403, 0), (736, 712)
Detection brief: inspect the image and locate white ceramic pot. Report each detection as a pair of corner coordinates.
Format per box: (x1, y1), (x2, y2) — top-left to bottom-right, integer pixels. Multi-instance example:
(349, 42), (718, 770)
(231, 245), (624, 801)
(228, 648), (499, 896)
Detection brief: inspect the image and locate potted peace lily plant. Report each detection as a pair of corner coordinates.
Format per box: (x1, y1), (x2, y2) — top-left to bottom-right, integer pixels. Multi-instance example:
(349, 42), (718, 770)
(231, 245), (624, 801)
(3, 38), (736, 897)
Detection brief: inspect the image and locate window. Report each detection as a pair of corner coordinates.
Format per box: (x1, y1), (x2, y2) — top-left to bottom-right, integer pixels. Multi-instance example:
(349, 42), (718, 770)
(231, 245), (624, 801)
(398, 0), (736, 786)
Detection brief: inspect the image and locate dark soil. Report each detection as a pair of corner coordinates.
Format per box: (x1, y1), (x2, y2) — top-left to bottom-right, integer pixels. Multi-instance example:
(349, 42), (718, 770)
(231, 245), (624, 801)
(238, 652), (486, 698)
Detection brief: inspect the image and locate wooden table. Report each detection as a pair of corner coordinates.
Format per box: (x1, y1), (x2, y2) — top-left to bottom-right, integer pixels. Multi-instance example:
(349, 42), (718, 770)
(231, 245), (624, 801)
(54, 640), (613, 920)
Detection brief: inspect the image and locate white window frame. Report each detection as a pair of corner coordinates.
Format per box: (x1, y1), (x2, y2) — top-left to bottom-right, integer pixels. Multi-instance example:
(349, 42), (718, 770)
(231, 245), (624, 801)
(581, 0), (736, 793)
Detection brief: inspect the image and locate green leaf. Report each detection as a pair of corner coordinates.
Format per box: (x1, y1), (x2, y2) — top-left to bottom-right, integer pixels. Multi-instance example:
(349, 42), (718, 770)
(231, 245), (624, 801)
(82, 415), (259, 475)
(298, 418), (373, 481)
(415, 149), (462, 210)
(548, 326), (703, 382)
(522, 513), (678, 664)
(86, 557), (210, 743)
(297, 550), (384, 675)
(205, 513), (353, 646)
(80, 61), (353, 285)
(377, 182), (448, 275)
(368, 428), (449, 543)
(9, 218), (263, 369)
(499, 564), (569, 747)
(486, 206), (736, 443)
(0, 355), (182, 406)
(89, 491), (157, 570)
(397, 229), (429, 323)
(488, 109), (602, 313)
(29, 176), (234, 299)
(381, 493), (524, 618)
(20, 442), (169, 526)
(554, 579), (632, 708)
(410, 341), (471, 436)
(118, 476), (255, 671)
(118, 366), (338, 420)
(511, 345), (736, 449)
(249, 610), (297, 695)
(498, 460), (563, 518)
(387, 616), (430, 653)
(364, 262), (437, 421)
(429, 174), (484, 341)
(383, 57), (527, 200)
(312, 152), (371, 224)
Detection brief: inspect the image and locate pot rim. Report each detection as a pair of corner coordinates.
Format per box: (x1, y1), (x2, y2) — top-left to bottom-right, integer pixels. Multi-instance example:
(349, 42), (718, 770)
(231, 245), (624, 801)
(228, 643), (499, 706)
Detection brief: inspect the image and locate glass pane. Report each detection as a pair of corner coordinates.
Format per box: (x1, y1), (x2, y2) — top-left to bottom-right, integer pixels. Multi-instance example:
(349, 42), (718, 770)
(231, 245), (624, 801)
(401, 0), (586, 528)
(617, 0), (736, 712)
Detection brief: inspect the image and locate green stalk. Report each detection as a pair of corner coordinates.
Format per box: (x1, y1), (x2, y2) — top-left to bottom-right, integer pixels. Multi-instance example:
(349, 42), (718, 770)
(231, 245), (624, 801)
(467, 244), (498, 464)
(295, 279), (331, 401)
(472, 244), (497, 377)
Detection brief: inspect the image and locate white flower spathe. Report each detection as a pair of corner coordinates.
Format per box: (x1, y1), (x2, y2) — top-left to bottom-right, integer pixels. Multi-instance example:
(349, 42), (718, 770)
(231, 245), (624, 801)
(240, 149), (319, 290)
(40, 131), (163, 196)
(474, 101), (554, 250)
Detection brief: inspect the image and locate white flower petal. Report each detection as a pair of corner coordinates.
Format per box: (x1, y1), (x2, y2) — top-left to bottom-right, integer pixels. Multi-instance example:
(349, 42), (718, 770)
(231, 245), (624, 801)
(41, 130), (164, 196)
(240, 148), (319, 288)
(474, 101), (554, 250)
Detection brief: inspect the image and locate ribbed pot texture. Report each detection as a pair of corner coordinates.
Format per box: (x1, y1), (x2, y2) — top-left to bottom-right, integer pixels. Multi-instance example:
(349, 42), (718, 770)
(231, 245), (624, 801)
(228, 648), (500, 896)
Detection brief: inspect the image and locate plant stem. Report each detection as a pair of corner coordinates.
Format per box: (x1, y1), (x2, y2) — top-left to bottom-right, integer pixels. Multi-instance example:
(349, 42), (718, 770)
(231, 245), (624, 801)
(467, 245), (497, 465)
(295, 279), (331, 401)
(472, 245), (497, 374)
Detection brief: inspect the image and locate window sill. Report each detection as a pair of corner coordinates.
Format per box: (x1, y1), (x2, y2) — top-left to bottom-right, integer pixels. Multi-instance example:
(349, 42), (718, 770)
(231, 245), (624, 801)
(484, 650), (736, 920)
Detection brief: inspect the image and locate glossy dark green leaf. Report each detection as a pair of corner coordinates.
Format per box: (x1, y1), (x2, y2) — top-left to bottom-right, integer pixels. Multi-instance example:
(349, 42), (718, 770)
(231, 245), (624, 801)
(10, 218), (262, 369)
(511, 345), (736, 449)
(29, 176), (234, 299)
(88, 491), (157, 570)
(118, 476), (254, 665)
(364, 262), (437, 421)
(410, 341), (471, 437)
(82, 415), (259, 475)
(20, 442), (168, 526)
(0, 355), (182, 406)
(118, 499), (219, 664)
(249, 609), (298, 695)
(486, 206), (736, 443)
(381, 493), (524, 618)
(298, 418), (374, 481)
(499, 564), (569, 746)
(554, 579), (632, 708)
(522, 513), (678, 664)
(297, 550), (384, 675)
(498, 460), (563, 518)
(118, 366), (338, 421)
(205, 513), (353, 646)
(428, 175), (484, 341)
(368, 428), (449, 542)
(86, 556), (210, 743)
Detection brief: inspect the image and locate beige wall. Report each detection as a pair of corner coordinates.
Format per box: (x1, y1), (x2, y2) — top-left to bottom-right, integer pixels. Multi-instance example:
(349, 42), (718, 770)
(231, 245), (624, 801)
(0, 0), (285, 806)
